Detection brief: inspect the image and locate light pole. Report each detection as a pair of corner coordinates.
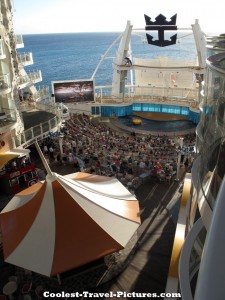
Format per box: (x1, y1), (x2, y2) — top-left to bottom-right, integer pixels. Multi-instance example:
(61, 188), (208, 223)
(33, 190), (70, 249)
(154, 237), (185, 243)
(175, 137), (184, 181)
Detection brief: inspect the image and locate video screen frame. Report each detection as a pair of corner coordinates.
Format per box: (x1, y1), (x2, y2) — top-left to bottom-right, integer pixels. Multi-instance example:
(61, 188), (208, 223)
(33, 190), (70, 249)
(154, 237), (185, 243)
(52, 79), (95, 103)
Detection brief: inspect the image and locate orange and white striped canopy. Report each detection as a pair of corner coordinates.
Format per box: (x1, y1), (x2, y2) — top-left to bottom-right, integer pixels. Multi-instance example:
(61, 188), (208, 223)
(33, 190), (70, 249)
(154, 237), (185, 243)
(0, 172), (140, 277)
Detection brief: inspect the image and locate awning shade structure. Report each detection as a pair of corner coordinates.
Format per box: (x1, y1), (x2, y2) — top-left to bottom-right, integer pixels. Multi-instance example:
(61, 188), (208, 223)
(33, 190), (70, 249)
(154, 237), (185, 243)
(0, 172), (140, 277)
(0, 153), (18, 168)
(0, 149), (30, 168)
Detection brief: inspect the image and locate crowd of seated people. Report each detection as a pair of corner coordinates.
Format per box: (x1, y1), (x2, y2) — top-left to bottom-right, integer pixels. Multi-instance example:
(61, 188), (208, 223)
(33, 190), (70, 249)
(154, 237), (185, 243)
(2, 156), (32, 174)
(41, 113), (196, 190)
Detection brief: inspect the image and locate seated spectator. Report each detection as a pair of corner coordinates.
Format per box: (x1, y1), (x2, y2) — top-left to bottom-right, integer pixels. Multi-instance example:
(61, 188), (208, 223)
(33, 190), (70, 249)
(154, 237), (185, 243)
(111, 164), (118, 173)
(139, 161), (146, 171)
(11, 160), (17, 170)
(73, 159), (80, 172)
(68, 152), (74, 163)
(127, 164), (133, 175)
(128, 156), (132, 163)
(56, 153), (62, 164)
(21, 157), (26, 167)
(62, 153), (67, 163)
(43, 145), (48, 154)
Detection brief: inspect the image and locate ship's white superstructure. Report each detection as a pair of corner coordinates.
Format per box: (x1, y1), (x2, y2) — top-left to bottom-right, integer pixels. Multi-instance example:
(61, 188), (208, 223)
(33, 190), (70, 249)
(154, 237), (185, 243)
(0, 0), (62, 152)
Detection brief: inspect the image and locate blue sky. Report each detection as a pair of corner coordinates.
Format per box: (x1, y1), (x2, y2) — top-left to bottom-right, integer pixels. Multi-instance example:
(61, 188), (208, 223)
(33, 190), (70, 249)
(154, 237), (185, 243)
(13, 0), (224, 35)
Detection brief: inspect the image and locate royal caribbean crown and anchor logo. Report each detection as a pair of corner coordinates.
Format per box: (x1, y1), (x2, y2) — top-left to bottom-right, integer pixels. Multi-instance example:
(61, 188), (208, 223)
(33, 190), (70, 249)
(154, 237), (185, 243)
(144, 13), (177, 47)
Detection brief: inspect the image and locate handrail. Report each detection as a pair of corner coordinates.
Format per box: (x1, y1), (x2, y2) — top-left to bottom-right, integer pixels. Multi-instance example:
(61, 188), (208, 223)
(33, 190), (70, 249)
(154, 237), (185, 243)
(14, 102), (62, 147)
(95, 84), (198, 105)
(115, 63), (204, 72)
(14, 115), (61, 148)
(17, 52), (33, 65)
(179, 218), (204, 300)
(100, 97), (198, 108)
(165, 174), (192, 298)
(18, 70), (42, 85)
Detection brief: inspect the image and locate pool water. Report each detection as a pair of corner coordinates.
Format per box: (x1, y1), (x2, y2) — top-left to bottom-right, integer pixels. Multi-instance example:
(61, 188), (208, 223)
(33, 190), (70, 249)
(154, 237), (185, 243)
(117, 115), (196, 132)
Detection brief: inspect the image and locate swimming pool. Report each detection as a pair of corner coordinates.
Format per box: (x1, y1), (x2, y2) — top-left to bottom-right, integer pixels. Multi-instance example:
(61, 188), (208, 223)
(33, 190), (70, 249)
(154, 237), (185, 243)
(116, 115), (196, 132)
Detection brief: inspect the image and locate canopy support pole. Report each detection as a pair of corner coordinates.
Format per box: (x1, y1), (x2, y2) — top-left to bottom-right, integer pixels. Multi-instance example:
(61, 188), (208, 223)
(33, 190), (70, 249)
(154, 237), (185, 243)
(34, 141), (54, 177)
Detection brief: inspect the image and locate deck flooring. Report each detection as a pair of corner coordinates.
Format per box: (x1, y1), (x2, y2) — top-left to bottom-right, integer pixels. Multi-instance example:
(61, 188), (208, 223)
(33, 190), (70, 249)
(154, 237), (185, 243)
(93, 179), (181, 299)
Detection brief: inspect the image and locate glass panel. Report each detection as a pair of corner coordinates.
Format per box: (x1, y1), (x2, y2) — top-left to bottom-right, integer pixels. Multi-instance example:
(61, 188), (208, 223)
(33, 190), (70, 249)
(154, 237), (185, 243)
(199, 68), (225, 208)
(189, 227), (207, 297)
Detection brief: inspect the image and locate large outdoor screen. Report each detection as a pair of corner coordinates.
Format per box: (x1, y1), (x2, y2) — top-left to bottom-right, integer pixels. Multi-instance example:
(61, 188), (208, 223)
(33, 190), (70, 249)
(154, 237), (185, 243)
(52, 80), (95, 103)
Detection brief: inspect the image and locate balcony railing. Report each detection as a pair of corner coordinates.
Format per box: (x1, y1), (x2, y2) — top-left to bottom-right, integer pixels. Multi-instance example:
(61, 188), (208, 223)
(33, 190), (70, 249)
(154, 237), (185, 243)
(17, 52), (33, 66)
(14, 115), (62, 148)
(35, 86), (50, 101)
(18, 70), (42, 87)
(13, 102), (62, 147)
(15, 35), (24, 48)
(0, 108), (17, 133)
(0, 74), (11, 94)
(27, 70), (42, 83)
(17, 75), (30, 86)
(0, 39), (6, 59)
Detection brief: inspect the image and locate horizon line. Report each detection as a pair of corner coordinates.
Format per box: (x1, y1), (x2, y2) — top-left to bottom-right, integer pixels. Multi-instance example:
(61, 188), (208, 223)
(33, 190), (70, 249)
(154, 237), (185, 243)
(15, 31), (125, 35)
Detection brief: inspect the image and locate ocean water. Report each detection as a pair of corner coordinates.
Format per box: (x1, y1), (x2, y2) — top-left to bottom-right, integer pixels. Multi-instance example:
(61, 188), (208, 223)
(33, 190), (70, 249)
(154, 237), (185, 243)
(18, 32), (197, 91)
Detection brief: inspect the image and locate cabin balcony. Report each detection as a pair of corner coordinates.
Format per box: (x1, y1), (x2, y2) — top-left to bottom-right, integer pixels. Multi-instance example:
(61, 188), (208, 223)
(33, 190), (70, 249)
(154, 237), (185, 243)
(0, 39), (6, 60)
(34, 86), (51, 102)
(15, 35), (24, 49)
(0, 74), (11, 95)
(0, 108), (17, 134)
(19, 86), (51, 108)
(17, 52), (33, 67)
(27, 70), (42, 84)
(17, 70), (42, 89)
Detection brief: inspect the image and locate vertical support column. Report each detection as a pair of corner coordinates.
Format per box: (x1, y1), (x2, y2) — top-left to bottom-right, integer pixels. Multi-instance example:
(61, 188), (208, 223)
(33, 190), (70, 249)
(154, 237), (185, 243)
(175, 137), (184, 181)
(59, 134), (64, 156)
(31, 127), (34, 139)
(192, 19), (206, 71)
(112, 21), (133, 99)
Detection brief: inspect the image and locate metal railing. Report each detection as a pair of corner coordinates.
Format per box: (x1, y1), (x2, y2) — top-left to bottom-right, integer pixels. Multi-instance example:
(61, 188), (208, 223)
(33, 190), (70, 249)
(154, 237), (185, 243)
(100, 95), (198, 108)
(26, 86), (51, 102)
(0, 74), (11, 91)
(15, 35), (24, 48)
(0, 108), (17, 132)
(27, 70), (42, 83)
(18, 70), (42, 86)
(95, 85), (199, 106)
(36, 86), (50, 101)
(17, 52), (33, 66)
(14, 114), (62, 148)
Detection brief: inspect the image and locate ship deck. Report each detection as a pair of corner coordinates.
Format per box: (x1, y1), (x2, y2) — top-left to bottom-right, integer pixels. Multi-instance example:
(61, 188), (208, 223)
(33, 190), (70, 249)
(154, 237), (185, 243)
(22, 110), (56, 130)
